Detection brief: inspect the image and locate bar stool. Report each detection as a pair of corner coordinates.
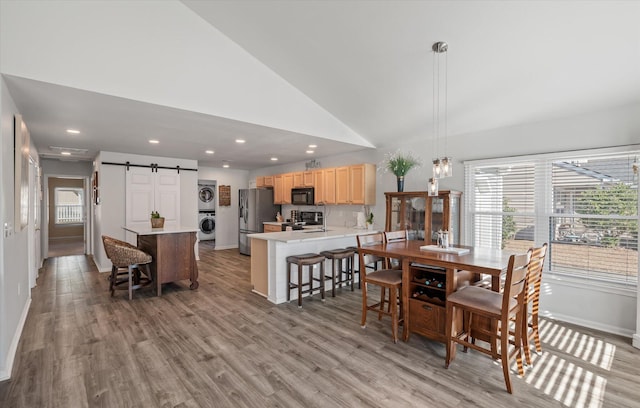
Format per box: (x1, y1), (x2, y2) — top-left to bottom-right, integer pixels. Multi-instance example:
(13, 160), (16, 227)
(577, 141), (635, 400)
(320, 248), (356, 295)
(102, 235), (153, 300)
(286, 253), (326, 308)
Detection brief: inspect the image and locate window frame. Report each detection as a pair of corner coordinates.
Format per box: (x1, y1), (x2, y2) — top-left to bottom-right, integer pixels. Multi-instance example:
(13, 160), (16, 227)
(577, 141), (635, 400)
(54, 187), (84, 225)
(464, 145), (639, 288)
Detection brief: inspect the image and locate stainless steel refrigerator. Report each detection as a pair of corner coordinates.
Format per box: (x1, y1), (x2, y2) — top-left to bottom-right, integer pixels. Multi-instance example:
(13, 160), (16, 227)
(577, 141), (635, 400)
(238, 188), (281, 255)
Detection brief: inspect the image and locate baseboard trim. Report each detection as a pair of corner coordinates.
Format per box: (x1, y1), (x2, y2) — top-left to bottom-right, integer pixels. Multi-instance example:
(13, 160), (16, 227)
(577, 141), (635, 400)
(214, 244), (238, 250)
(0, 298), (32, 381)
(633, 334), (640, 349)
(541, 310), (634, 339)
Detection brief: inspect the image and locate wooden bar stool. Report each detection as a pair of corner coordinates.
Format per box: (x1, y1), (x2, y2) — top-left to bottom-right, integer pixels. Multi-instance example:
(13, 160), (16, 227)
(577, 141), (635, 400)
(320, 248), (356, 295)
(102, 235), (153, 300)
(347, 245), (384, 289)
(286, 253), (326, 308)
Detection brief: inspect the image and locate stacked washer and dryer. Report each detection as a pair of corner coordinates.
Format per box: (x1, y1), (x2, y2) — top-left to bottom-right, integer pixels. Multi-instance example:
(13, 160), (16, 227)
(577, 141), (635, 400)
(198, 180), (216, 243)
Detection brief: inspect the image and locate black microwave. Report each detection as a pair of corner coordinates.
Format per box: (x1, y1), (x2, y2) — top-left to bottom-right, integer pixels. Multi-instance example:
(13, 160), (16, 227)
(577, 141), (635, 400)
(291, 187), (314, 205)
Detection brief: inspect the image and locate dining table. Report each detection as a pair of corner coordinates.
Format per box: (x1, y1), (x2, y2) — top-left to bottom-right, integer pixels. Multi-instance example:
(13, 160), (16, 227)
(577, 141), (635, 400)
(357, 240), (514, 342)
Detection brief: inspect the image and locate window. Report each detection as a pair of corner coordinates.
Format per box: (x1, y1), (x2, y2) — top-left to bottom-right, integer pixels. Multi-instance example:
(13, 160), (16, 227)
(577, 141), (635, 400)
(465, 148), (638, 285)
(54, 187), (84, 224)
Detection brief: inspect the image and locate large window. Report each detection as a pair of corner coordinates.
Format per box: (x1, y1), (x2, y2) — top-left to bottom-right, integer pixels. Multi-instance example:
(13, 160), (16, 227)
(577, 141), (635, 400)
(54, 187), (84, 224)
(465, 148), (638, 285)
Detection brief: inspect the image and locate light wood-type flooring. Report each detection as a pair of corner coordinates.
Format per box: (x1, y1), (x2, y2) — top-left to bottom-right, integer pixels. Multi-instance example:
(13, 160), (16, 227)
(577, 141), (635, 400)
(1, 247), (639, 407)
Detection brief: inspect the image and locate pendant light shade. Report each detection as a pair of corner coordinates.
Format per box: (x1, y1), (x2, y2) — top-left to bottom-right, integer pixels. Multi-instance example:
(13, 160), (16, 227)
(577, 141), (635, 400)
(428, 177), (439, 196)
(430, 41), (452, 185)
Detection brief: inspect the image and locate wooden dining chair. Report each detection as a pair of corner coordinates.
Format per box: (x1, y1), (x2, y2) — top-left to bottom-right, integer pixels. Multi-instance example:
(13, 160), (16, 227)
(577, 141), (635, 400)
(357, 232), (403, 343)
(445, 250), (532, 394)
(383, 230), (408, 269)
(522, 243), (548, 365)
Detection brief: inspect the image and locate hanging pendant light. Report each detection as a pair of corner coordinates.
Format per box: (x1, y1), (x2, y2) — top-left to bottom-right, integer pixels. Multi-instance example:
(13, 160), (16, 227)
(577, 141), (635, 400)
(428, 177), (439, 196)
(431, 41), (452, 185)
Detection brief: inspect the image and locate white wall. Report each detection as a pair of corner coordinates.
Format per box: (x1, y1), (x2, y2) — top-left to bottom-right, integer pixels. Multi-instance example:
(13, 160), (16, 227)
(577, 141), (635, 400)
(0, 78), (35, 380)
(93, 152), (198, 271)
(0, 0), (369, 147)
(197, 167), (249, 250)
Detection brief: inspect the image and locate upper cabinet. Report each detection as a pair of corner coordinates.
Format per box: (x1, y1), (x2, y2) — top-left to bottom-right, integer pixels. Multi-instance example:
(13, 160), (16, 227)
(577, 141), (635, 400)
(261, 163), (375, 206)
(336, 164), (376, 205)
(384, 190), (462, 244)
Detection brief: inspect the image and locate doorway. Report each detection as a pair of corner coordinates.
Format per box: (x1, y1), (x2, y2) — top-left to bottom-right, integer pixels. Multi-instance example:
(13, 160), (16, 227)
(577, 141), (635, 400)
(46, 177), (86, 257)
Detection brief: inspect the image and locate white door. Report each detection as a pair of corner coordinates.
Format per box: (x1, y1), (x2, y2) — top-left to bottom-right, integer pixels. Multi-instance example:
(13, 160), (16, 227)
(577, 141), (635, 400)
(125, 167), (180, 244)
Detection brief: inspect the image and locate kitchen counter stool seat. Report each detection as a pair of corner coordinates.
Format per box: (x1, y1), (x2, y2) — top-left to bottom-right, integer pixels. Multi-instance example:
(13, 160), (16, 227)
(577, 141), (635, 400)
(320, 248), (356, 295)
(286, 253), (326, 308)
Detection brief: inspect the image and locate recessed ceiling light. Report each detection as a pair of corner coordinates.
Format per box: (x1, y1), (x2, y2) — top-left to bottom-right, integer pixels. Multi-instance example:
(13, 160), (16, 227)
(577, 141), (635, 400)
(149, 139), (159, 144)
(308, 144), (317, 148)
(270, 157), (278, 161)
(205, 150), (214, 154)
(61, 151), (71, 156)
(66, 129), (80, 134)
(235, 139), (245, 144)
(306, 150), (314, 154)
(223, 163), (230, 168)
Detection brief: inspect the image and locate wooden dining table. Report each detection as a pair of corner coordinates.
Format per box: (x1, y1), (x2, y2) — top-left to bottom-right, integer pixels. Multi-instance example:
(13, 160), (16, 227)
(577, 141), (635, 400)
(357, 240), (514, 342)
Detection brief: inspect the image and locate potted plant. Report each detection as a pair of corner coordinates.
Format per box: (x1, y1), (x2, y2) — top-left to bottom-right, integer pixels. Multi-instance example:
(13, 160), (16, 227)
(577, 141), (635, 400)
(150, 211), (165, 228)
(366, 212), (374, 230)
(380, 150), (421, 192)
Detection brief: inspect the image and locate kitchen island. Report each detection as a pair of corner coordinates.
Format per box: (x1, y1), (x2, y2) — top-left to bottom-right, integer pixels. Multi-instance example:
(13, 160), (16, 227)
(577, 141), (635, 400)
(248, 226), (375, 304)
(123, 225), (199, 295)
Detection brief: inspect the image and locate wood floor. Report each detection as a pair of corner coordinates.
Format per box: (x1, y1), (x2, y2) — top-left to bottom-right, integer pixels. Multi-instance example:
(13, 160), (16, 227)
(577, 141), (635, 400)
(48, 236), (85, 257)
(1, 247), (639, 407)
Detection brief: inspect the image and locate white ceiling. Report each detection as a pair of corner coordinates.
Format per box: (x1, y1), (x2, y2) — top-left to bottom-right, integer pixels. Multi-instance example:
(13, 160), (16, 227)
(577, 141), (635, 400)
(4, 1), (640, 169)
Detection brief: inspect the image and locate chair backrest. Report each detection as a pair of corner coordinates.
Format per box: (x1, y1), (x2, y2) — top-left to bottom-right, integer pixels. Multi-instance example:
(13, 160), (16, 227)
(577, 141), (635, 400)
(384, 230), (408, 244)
(383, 230), (407, 268)
(357, 233), (386, 274)
(527, 243), (548, 290)
(501, 250), (532, 313)
(102, 235), (116, 259)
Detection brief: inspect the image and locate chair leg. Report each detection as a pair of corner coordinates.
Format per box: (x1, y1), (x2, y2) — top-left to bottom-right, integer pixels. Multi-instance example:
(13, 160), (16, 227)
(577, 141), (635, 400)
(390, 286), (398, 344)
(331, 259), (337, 297)
(515, 310), (525, 377)
(298, 263), (304, 308)
(319, 262), (325, 302)
(500, 317), (513, 394)
(128, 265), (134, 300)
(522, 311), (533, 366)
(361, 282), (368, 328)
(287, 262), (292, 303)
(445, 302), (456, 368)
(109, 265), (117, 296)
(378, 287), (386, 320)
(532, 293), (542, 353)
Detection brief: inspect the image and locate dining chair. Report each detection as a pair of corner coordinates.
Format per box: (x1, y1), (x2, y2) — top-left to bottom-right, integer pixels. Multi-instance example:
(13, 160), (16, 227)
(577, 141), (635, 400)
(522, 243), (548, 365)
(357, 232), (403, 343)
(383, 230), (408, 269)
(445, 250), (532, 394)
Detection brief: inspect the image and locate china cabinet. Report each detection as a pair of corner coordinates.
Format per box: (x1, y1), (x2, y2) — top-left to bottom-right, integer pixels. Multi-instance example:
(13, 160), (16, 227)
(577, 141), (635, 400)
(384, 190), (461, 244)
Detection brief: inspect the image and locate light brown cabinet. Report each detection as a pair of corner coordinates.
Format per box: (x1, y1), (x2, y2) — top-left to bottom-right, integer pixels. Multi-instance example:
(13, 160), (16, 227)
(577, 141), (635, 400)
(273, 175), (283, 204)
(263, 224), (282, 233)
(384, 190), (461, 243)
(263, 175), (274, 187)
(336, 164), (376, 205)
(293, 172), (304, 188)
(322, 168), (336, 204)
(282, 173), (293, 204)
(256, 176), (265, 188)
(303, 171), (314, 187)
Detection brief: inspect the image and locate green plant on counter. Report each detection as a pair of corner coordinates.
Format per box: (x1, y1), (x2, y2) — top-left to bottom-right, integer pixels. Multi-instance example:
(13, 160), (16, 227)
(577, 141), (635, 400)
(151, 211), (161, 218)
(366, 212), (374, 224)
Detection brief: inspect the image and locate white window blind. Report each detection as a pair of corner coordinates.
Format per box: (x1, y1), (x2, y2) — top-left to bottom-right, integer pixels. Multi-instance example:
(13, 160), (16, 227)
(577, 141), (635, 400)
(465, 149), (638, 285)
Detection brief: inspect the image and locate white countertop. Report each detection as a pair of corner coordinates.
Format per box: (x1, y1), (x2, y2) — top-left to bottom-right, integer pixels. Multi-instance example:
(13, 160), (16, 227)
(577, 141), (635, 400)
(248, 226), (377, 243)
(123, 224), (199, 235)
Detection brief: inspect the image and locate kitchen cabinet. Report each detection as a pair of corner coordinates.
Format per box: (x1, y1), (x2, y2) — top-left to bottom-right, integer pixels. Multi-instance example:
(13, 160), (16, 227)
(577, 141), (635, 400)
(384, 190), (461, 243)
(273, 175), (283, 204)
(303, 171), (314, 187)
(322, 168), (336, 204)
(263, 175), (274, 187)
(256, 176), (265, 188)
(282, 173), (293, 204)
(293, 172), (304, 187)
(336, 164), (376, 205)
(263, 224), (282, 233)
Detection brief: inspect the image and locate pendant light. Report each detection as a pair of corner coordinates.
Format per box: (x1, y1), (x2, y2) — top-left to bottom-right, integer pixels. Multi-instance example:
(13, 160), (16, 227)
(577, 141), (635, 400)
(430, 40), (452, 196)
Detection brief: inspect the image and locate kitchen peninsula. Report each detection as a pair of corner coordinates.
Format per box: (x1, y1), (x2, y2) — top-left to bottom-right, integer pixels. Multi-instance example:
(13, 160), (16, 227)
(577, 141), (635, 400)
(123, 225), (199, 295)
(248, 227), (375, 304)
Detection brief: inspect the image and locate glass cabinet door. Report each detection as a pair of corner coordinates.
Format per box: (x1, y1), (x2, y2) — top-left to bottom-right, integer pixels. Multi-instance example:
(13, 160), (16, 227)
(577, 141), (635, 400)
(430, 196), (444, 242)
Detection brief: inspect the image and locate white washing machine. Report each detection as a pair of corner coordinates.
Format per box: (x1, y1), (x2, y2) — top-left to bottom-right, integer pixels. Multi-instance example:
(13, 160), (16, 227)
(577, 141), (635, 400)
(198, 183), (216, 211)
(198, 212), (216, 241)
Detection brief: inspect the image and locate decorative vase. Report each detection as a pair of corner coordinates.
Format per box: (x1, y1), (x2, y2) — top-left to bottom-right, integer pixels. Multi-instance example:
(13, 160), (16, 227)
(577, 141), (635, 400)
(396, 176), (405, 192)
(150, 217), (165, 228)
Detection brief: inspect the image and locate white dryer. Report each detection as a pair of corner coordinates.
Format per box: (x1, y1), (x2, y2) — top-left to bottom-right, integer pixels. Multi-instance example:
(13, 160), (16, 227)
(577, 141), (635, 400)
(198, 212), (216, 241)
(198, 183), (216, 211)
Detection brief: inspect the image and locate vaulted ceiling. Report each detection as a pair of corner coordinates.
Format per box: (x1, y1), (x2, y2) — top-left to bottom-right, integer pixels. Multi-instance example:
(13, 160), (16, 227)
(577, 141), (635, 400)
(2, 1), (639, 169)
